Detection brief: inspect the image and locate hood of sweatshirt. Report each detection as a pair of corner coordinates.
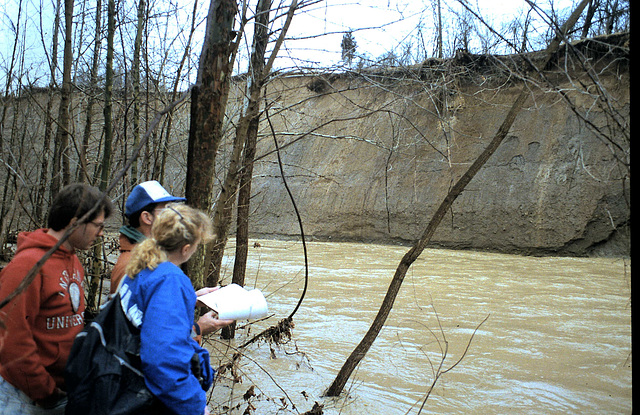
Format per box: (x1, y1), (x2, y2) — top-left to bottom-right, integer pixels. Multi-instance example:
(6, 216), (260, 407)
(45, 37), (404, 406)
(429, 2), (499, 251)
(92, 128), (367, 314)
(15, 228), (76, 259)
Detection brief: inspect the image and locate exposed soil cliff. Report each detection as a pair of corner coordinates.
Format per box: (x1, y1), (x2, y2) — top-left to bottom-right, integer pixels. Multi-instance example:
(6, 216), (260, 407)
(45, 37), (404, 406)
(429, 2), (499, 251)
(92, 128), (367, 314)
(233, 33), (629, 257)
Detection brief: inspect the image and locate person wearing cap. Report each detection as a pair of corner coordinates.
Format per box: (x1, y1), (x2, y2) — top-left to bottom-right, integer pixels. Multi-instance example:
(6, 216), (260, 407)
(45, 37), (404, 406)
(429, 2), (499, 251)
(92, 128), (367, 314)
(110, 180), (186, 294)
(110, 180), (231, 338)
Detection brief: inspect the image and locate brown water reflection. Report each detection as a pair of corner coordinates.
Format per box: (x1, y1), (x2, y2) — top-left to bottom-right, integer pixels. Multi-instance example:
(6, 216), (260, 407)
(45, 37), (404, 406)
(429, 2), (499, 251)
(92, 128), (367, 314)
(206, 240), (632, 414)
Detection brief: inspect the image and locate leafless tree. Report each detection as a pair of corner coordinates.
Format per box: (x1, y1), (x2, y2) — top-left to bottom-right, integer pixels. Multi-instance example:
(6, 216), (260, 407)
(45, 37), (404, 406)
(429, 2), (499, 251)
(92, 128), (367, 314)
(0, 0), (630, 411)
(50, 0), (74, 198)
(326, 0), (594, 397)
(184, 0), (239, 288)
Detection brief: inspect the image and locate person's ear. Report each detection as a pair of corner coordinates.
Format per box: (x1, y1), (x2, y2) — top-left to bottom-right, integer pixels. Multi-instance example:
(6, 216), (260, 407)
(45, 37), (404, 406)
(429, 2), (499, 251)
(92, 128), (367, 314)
(182, 243), (192, 256)
(140, 210), (154, 226)
(66, 217), (78, 230)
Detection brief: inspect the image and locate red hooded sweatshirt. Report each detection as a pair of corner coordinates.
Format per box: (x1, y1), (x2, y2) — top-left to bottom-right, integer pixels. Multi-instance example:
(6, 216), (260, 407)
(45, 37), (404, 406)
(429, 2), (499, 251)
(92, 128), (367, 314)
(0, 229), (85, 401)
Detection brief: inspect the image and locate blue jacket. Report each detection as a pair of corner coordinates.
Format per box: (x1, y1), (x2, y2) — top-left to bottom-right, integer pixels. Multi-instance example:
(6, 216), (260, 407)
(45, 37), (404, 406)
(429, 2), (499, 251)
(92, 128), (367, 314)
(119, 262), (213, 415)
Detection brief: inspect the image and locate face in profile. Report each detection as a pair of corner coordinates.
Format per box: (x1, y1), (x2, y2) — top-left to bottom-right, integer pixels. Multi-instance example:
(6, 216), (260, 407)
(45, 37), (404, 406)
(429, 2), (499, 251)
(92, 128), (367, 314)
(67, 211), (106, 250)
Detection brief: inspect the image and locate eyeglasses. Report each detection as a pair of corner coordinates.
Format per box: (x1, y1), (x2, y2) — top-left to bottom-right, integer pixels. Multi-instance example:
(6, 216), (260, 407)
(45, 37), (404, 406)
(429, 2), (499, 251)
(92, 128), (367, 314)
(89, 221), (105, 231)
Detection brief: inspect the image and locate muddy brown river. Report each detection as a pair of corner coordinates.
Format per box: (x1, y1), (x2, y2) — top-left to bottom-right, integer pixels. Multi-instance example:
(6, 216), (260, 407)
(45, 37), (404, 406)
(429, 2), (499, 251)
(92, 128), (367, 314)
(205, 239), (632, 414)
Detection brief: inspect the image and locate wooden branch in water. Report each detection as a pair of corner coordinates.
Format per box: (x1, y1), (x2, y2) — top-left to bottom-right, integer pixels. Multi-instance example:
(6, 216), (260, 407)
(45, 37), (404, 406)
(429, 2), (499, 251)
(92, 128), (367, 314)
(415, 314), (490, 414)
(235, 104), (310, 349)
(265, 108), (309, 320)
(325, 0), (591, 397)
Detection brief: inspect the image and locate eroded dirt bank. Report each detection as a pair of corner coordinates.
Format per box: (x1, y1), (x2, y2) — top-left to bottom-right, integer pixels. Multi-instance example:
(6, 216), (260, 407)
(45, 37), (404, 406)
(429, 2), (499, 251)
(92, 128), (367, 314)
(233, 33), (629, 257)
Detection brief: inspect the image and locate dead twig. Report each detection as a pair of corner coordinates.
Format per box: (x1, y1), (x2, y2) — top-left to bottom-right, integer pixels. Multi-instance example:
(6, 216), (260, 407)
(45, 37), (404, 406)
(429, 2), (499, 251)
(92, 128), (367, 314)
(235, 103), (308, 350)
(415, 313), (490, 415)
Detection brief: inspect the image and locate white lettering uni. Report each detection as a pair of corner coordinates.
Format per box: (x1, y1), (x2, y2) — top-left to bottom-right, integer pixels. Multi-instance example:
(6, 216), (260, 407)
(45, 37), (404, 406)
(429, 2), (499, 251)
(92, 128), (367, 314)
(46, 313), (84, 330)
(119, 282), (143, 328)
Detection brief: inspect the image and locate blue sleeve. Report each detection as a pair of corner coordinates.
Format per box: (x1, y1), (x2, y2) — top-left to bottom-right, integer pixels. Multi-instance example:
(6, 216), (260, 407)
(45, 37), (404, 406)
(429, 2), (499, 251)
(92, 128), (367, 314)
(197, 344), (214, 391)
(138, 268), (207, 415)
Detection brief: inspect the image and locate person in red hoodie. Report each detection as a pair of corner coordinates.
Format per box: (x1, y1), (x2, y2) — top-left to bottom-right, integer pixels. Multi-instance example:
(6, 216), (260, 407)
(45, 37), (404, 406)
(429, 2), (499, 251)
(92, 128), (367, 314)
(0, 183), (113, 414)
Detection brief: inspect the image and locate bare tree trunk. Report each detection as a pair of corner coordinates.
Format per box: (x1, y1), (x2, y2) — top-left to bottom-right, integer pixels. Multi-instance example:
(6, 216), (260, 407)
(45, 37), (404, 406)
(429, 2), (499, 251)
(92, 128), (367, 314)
(221, 113), (261, 339)
(0, 99), (25, 252)
(36, 0), (62, 223)
(85, 0), (115, 315)
(184, 0), (238, 289)
(0, 0), (24, 155)
(207, 0), (299, 287)
(223, 0), (272, 340)
(3, 105), (29, 252)
(142, 28), (151, 180)
(581, 0), (597, 38)
(436, 0), (443, 58)
(325, 0), (592, 397)
(130, 0), (146, 186)
(51, 0), (74, 197)
(37, 94), (55, 221)
(100, 0), (115, 190)
(0, 0), (24, 244)
(206, 110), (247, 285)
(77, 0), (102, 184)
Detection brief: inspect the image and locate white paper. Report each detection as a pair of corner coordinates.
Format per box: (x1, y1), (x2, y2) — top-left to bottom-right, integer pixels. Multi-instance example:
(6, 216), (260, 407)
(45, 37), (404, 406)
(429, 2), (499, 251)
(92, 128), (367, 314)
(197, 283), (268, 320)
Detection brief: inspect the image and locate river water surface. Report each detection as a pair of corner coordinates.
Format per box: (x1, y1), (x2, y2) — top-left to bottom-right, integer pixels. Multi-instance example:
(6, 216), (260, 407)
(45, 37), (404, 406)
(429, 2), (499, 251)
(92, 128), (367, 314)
(206, 239), (632, 414)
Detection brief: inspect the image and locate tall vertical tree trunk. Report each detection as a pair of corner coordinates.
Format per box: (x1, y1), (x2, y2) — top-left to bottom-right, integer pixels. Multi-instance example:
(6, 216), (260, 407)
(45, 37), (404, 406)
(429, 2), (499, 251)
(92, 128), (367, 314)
(77, 0), (102, 184)
(36, 0), (62, 223)
(436, 0), (442, 59)
(51, 0), (74, 197)
(220, 0), (271, 339)
(220, 112), (261, 339)
(0, 97), (25, 252)
(130, 0), (146, 186)
(85, 0), (115, 315)
(184, 0), (238, 289)
(325, 0), (592, 397)
(580, 0), (597, 38)
(100, 0), (115, 190)
(0, 0), (23, 152)
(207, 0), (298, 288)
(0, 93), (31, 250)
(0, 0), (25, 245)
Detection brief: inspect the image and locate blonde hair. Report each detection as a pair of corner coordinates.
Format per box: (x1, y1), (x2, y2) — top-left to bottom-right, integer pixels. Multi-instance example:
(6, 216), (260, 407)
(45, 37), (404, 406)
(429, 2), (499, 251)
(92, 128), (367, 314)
(125, 203), (214, 278)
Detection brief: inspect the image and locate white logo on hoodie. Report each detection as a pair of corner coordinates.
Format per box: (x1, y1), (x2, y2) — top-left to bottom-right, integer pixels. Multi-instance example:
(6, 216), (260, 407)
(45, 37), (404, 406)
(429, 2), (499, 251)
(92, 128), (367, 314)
(59, 268), (83, 313)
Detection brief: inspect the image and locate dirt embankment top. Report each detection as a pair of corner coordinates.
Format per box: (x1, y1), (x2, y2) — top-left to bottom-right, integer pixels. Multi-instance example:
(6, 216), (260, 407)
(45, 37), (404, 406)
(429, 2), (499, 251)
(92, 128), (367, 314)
(237, 32), (629, 257)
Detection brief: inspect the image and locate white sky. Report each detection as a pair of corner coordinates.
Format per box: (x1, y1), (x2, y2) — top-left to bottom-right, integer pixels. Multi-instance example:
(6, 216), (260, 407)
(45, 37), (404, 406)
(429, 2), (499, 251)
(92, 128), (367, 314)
(278, 0), (575, 69)
(0, 0), (578, 86)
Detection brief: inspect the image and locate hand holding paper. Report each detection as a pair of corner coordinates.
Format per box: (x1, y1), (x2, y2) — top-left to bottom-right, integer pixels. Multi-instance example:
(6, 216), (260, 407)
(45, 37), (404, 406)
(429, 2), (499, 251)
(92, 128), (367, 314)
(197, 283), (268, 320)
(197, 310), (233, 335)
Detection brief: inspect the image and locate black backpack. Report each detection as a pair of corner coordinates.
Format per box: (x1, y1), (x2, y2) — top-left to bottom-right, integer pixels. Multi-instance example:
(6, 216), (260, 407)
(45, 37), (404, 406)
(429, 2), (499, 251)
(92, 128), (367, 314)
(64, 295), (167, 415)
